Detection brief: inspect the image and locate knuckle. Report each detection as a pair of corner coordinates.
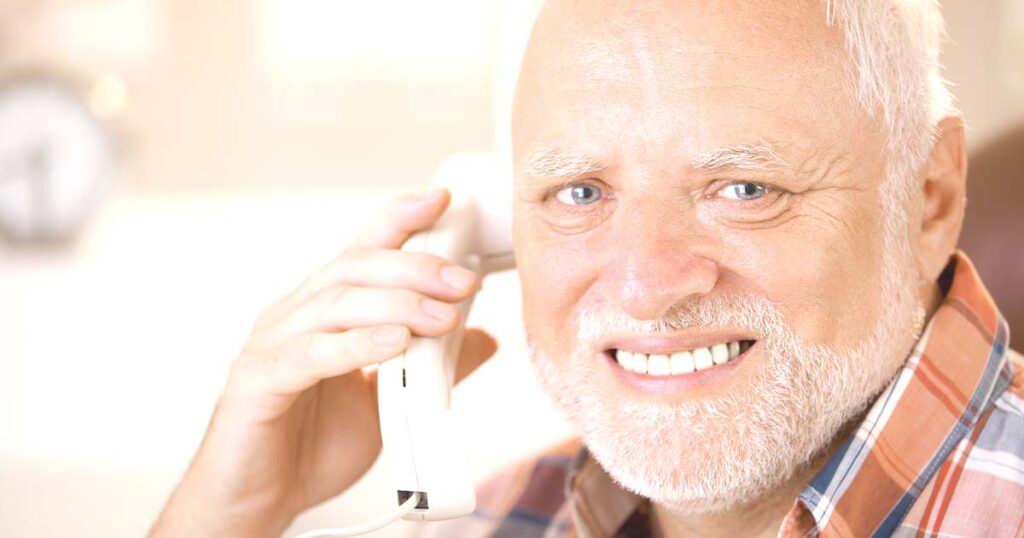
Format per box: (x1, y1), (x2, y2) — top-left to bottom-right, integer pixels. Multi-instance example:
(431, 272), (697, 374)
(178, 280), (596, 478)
(400, 288), (428, 311)
(337, 333), (368, 362)
(297, 333), (321, 366)
(325, 285), (355, 310)
(275, 335), (323, 376)
(407, 253), (444, 282)
(363, 289), (423, 327)
(421, 252), (449, 273)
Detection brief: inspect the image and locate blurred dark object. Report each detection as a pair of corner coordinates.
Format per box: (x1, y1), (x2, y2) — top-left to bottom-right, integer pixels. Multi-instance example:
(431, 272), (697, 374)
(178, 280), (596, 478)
(0, 74), (112, 246)
(959, 124), (1024, 347)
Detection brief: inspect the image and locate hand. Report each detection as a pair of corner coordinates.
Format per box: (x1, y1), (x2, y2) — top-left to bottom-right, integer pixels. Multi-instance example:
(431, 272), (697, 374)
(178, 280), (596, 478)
(149, 189), (497, 537)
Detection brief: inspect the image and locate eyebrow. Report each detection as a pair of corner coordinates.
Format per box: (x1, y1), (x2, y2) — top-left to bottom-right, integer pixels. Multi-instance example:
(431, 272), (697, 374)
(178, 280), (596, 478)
(520, 145), (606, 180)
(689, 142), (788, 172)
(520, 141), (788, 180)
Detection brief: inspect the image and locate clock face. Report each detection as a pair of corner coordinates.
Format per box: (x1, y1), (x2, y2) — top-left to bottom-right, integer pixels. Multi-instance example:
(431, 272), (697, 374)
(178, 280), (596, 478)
(0, 78), (112, 243)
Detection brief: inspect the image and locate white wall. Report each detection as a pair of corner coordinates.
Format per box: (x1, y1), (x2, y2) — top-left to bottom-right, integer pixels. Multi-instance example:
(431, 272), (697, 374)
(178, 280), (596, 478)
(942, 0), (1024, 148)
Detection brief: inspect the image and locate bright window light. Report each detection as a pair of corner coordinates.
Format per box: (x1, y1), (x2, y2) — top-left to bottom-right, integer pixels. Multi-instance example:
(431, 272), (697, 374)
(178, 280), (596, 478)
(48, 0), (160, 65)
(258, 0), (496, 78)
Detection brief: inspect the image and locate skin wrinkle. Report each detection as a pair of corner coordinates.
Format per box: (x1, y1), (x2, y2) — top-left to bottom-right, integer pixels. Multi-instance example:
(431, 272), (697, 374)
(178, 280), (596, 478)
(793, 148), (847, 190)
(783, 148), (879, 233)
(505, 2), (958, 532)
(707, 207), (800, 232)
(627, 32), (660, 105)
(564, 37), (718, 90)
(511, 2), (963, 537)
(800, 195), (859, 237)
(522, 142), (790, 182)
(697, 152), (871, 234)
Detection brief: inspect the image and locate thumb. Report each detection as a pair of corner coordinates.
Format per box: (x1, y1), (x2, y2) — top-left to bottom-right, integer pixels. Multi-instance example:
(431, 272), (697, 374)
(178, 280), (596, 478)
(455, 328), (498, 384)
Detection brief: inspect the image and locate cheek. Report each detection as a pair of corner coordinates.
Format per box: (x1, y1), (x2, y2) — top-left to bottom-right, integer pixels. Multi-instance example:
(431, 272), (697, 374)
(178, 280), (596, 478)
(719, 205), (888, 349)
(514, 222), (602, 360)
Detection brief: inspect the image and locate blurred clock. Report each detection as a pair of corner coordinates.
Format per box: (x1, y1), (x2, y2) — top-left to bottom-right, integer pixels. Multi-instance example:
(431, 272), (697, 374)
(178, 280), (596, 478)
(0, 76), (112, 244)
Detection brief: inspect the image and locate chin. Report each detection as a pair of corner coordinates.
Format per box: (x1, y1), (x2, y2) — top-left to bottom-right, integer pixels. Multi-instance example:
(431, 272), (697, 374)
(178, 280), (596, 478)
(530, 344), (825, 513)
(526, 288), (917, 513)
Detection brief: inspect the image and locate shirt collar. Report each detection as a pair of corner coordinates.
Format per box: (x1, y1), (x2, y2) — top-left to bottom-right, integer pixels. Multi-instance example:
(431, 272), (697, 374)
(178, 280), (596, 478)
(563, 251), (1012, 538)
(797, 251), (1012, 536)
(563, 448), (647, 537)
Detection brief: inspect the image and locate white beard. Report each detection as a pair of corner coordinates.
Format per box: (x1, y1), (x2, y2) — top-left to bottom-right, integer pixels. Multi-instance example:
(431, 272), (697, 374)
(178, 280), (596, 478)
(527, 240), (920, 514)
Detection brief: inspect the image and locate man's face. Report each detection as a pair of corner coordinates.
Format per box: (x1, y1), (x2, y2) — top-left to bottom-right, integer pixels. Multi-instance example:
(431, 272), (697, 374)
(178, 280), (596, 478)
(511, 0), (921, 511)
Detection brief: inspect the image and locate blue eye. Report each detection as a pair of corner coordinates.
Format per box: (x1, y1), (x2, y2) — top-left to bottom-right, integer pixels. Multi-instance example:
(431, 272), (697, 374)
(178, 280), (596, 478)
(555, 183), (603, 205)
(717, 182), (766, 201)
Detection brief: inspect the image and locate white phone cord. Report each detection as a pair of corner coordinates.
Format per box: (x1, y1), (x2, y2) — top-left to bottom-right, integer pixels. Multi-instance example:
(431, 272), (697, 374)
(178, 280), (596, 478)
(293, 492), (420, 538)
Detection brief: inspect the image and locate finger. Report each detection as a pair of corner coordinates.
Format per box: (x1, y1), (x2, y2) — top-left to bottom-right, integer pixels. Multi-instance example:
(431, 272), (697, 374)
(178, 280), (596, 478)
(454, 328), (498, 384)
(273, 286), (463, 341)
(282, 249), (479, 315)
(350, 188), (451, 250)
(365, 327), (497, 406)
(265, 325), (412, 397)
(272, 189), (454, 314)
(226, 325), (411, 414)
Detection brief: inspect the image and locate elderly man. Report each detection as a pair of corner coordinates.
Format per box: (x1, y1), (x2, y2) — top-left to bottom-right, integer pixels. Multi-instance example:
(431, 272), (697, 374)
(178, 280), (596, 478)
(151, 1), (1024, 536)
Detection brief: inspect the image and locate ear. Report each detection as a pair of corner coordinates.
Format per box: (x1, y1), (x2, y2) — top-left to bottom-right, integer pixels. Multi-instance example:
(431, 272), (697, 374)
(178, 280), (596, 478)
(912, 116), (968, 283)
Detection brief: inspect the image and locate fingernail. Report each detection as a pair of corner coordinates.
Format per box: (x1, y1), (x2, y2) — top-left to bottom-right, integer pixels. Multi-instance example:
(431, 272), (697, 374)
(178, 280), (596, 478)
(373, 326), (408, 346)
(421, 298), (457, 322)
(440, 265), (477, 292)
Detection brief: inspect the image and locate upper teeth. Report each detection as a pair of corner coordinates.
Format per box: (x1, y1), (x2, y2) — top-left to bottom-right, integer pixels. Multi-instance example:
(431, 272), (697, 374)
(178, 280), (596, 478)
(614, 341), (746, 376)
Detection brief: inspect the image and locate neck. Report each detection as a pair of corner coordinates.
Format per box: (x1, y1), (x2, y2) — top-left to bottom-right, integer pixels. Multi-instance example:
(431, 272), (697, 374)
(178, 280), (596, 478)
(921, 281), (944, 326)
(650, 419), (857, 538)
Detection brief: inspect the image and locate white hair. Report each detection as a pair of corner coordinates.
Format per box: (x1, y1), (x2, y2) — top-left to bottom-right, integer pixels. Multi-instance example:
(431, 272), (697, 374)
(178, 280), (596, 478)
(515, 0), (947, 516)
(826, 0), (956, 316)
(829, 0), (955, 207)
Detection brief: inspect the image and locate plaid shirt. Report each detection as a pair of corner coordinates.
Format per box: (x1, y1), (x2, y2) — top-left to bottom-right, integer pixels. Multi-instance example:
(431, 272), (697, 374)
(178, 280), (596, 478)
(422, 252), (1023, 537)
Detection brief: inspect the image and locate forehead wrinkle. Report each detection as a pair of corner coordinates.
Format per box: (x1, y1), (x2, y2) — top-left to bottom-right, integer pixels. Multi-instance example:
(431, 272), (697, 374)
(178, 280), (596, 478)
(562, 35), (716, 93)
(520, 144), (607, 179)
(803, 146), (871, 190)
(689, 142), (789, 172)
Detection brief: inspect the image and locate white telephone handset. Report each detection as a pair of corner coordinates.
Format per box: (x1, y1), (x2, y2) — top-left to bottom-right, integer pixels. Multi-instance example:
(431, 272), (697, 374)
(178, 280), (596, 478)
(376, 153), (515, 521)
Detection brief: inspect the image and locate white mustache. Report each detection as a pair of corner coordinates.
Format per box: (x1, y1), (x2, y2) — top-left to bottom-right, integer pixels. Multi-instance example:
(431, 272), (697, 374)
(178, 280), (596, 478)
(575, 295), (786, 348)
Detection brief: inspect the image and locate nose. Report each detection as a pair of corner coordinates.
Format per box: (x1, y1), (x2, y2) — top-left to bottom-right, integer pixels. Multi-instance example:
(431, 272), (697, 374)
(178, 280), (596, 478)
(603, 222), (720, 321)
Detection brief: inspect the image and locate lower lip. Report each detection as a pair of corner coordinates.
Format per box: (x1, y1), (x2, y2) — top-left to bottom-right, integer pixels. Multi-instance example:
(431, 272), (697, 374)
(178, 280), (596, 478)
(603, 343), (757, 396)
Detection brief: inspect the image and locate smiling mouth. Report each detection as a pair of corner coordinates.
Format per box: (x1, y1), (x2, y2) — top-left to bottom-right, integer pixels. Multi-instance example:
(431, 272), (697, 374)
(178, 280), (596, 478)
(609, 340), (756, 376)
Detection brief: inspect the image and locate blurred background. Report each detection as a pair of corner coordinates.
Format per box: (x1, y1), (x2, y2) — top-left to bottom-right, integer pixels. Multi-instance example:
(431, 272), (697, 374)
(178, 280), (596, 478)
(0, 1), (1021, 536)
